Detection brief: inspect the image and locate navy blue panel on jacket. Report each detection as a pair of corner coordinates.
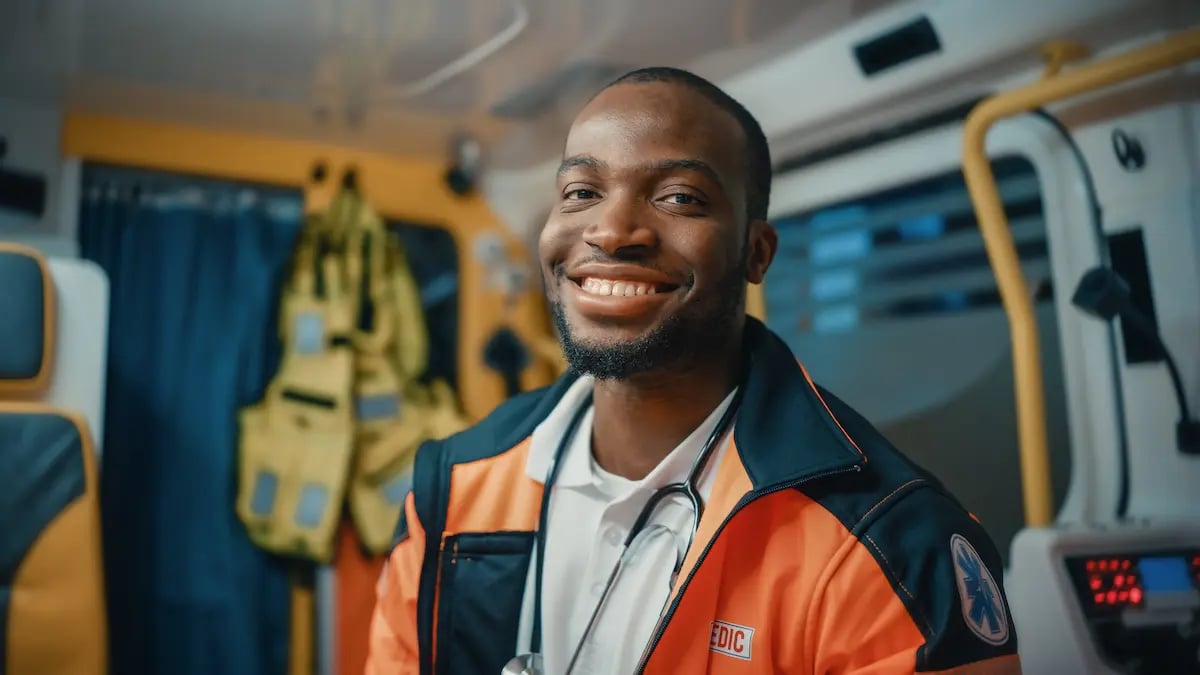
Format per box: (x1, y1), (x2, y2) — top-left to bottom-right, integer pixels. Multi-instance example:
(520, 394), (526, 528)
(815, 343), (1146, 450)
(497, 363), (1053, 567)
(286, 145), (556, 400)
(0, 411), (85, 670)
(434, 532), (535, 674)
(409, 379), (576, 675)
(0, 250), (46, 380)
(77, 164), (301, 675)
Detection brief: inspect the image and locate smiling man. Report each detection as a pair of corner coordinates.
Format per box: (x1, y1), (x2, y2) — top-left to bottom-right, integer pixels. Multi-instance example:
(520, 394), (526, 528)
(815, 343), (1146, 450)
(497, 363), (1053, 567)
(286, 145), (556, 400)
(366, 67), (1021, 675)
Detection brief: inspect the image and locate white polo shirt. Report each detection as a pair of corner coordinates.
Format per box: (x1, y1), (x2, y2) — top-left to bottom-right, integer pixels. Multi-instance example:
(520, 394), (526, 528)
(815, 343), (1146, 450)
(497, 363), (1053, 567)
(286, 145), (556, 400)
(515, 375), (737, 675)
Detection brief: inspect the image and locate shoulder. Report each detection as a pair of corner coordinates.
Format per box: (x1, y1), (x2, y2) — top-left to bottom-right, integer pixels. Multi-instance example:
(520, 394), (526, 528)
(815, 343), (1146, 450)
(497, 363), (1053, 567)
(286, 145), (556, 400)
(421, 372), (580, 466)
(396, 376), (577, 546)
(801, 385), (1018, 669)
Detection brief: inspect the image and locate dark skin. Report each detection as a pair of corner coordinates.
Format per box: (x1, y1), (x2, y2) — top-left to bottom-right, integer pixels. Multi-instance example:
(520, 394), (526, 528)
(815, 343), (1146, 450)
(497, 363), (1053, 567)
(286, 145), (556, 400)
(539, 81), (778, 479)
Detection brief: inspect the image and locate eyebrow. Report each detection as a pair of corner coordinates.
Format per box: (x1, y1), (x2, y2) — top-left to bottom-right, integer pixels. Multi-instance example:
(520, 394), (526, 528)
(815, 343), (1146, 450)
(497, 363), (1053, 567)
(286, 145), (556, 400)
(557, 155), (604, 176)
(650, 158), (722, 186)
(557, 155), (723, 186)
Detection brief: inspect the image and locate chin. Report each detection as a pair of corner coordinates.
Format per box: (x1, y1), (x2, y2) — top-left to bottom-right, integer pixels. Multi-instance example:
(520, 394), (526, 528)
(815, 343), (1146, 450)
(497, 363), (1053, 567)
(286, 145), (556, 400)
(551, 297), (697, 379)
(566, 326), (652, 357)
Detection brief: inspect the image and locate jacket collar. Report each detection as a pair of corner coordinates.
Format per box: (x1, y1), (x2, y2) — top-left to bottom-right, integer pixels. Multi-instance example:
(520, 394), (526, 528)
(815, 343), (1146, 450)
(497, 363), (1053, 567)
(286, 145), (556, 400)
(501, 317), (864, 492)
(733, 317), (866, 490)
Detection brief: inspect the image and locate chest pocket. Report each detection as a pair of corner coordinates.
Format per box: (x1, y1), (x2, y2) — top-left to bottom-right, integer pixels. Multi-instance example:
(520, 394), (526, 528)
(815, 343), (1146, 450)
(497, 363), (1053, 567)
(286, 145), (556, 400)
(435, 531), (535, 675)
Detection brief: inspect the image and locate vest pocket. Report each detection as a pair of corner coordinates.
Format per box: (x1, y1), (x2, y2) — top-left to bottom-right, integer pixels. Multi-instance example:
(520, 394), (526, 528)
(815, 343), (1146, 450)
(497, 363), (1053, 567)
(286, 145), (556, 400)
(435, 530), (535, 675)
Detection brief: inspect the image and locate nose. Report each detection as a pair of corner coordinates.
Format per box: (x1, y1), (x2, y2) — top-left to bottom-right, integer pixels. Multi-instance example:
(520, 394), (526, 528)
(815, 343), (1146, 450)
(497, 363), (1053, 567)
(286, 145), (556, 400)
(582, 196), (657, 256)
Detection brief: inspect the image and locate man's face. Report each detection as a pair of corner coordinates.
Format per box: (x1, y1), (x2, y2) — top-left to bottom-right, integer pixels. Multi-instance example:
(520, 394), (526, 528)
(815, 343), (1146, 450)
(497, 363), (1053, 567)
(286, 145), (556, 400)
(539, 81), (774, 379)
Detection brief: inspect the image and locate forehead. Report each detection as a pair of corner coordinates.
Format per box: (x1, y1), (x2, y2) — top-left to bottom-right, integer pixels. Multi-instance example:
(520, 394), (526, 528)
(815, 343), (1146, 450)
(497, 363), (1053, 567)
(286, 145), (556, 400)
(563, 81), (746, 180)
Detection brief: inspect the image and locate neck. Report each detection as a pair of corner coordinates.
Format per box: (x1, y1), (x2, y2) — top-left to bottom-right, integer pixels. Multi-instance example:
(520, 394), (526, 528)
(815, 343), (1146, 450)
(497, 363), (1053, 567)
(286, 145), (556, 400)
(589, 338), (743, 481)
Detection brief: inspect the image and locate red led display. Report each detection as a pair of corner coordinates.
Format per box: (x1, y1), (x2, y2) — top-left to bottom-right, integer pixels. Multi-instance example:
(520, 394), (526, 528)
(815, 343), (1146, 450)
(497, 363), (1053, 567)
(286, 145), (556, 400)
(1083, 556), (1144, 609)
(1071, 550), (1200, 618)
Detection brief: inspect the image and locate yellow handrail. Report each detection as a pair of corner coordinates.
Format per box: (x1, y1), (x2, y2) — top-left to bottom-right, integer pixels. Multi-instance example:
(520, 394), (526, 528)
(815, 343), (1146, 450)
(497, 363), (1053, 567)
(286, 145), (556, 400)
(962, 25), (1200, 528)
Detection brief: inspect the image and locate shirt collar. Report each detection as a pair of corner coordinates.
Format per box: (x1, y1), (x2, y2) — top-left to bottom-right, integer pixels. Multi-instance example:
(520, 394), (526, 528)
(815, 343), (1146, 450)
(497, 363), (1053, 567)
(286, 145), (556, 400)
(525, 374), (596, 485)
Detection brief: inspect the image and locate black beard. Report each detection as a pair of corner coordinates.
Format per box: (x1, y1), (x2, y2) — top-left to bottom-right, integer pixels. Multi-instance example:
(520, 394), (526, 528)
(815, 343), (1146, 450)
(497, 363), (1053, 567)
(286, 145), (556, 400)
(549, 260), (747, 380)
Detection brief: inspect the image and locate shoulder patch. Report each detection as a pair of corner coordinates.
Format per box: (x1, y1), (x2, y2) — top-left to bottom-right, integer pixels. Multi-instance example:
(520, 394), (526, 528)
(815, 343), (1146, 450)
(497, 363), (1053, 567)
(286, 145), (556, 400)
(950, 533), (1009, 646)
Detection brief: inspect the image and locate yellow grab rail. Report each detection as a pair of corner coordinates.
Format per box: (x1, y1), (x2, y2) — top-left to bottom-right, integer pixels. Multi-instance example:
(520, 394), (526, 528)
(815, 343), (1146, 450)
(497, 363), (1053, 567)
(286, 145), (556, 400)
(962, 25), (1200, 528)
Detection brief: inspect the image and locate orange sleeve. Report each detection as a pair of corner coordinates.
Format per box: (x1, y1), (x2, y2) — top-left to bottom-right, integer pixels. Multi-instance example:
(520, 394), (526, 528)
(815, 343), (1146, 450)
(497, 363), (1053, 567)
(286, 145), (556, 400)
(365, 492), (425, 675)
(807, 536), (928, 674)
(807, 492), (1023, 675)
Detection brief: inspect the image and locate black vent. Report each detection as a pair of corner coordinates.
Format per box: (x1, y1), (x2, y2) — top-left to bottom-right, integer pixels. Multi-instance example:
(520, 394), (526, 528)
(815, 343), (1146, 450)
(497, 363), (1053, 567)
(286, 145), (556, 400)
(853, 15), (941, 77)
(0, 166), (46, 218)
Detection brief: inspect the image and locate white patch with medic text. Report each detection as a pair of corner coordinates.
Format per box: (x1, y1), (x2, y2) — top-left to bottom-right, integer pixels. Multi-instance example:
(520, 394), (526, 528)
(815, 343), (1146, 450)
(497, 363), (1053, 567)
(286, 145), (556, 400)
(709, 620), (754, 661)
(950, 533), (1009, 646)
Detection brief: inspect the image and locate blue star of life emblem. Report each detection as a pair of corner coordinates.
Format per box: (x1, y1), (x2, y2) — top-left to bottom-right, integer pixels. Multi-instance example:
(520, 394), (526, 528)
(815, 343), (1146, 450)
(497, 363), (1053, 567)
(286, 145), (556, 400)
(950, 533), (1009, 646)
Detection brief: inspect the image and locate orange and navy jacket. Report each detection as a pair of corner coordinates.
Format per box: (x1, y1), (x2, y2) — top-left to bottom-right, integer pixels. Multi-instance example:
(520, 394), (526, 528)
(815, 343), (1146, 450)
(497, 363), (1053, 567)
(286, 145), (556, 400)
(366, 319), (1022, 674)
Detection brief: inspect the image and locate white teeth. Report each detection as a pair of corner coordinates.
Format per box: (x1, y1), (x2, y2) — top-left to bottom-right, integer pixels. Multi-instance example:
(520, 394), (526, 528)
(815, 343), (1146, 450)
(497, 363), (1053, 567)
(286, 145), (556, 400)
(579, 277), (658, 297)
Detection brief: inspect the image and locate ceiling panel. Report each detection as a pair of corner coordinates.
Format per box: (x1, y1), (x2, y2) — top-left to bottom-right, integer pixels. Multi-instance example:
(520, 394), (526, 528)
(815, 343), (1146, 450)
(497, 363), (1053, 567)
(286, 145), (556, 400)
(0, 0), (872, 166)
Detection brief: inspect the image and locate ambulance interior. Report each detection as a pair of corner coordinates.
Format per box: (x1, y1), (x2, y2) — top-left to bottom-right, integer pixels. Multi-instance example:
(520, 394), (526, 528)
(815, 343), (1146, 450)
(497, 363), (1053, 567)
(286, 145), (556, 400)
(1, 0), (1198, 673)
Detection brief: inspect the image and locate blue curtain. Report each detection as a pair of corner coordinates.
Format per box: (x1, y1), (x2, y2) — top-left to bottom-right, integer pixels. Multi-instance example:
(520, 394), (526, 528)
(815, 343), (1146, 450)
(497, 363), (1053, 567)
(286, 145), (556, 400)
(77, 164), (302, 675)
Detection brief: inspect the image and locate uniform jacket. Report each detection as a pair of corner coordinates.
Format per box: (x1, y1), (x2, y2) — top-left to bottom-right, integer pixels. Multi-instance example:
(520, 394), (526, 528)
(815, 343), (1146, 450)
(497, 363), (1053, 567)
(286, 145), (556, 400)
(366, 318), (1022, 674)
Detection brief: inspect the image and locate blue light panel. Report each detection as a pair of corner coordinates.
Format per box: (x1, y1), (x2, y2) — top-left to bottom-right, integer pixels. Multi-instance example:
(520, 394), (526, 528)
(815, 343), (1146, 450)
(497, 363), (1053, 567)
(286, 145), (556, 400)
(1138, 556), (1191, 593)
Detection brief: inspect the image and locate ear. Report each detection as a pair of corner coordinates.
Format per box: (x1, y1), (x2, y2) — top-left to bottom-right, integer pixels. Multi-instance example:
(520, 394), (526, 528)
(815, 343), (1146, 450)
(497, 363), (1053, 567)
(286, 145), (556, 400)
(744, 219), (777, 285)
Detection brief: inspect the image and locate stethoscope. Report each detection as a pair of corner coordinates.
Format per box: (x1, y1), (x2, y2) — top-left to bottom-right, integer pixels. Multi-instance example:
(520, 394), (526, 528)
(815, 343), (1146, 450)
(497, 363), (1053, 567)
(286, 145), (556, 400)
(503, 384), (745, 675)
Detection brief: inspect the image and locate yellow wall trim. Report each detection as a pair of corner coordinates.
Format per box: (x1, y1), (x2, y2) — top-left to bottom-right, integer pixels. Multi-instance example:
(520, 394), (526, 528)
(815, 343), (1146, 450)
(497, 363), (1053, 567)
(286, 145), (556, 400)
(62, 112), (557, 420)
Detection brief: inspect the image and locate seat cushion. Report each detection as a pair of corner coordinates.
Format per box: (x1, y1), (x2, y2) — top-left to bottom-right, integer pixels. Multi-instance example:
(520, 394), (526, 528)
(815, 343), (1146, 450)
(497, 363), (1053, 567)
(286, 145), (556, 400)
(0, 405), (106, 674)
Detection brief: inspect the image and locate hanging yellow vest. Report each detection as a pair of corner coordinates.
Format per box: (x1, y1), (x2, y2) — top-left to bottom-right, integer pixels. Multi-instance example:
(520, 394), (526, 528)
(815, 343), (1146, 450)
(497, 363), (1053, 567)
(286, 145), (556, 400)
(237, 183), (471, 560)
(341, 193), (468, 555)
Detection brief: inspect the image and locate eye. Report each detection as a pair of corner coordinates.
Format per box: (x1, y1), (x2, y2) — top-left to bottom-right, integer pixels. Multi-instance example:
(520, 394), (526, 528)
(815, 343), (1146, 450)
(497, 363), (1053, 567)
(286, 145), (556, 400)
(658, 191), (708, 209)
(664, 193), (699, 205)
(565, 188), (599, 200)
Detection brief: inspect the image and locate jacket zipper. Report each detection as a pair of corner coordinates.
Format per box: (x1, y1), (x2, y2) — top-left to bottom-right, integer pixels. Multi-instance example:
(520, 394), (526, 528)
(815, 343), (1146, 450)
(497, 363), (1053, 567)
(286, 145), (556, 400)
(633, 463), (862, 674)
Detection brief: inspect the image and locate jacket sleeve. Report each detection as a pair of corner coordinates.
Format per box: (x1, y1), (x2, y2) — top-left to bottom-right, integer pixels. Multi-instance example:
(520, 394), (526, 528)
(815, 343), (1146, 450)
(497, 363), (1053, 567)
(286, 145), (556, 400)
(365, 492), (425, 675)
(807, 487), (1023, 674)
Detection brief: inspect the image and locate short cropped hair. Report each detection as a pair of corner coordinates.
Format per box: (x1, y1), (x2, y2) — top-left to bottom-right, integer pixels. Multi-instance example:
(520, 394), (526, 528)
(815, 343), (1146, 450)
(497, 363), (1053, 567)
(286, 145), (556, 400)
(600, 66), (772, 222)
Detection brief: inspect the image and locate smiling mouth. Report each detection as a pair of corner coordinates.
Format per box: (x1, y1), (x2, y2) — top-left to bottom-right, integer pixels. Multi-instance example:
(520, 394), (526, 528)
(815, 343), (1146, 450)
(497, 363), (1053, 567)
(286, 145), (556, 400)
(570, 276), (680, 297)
